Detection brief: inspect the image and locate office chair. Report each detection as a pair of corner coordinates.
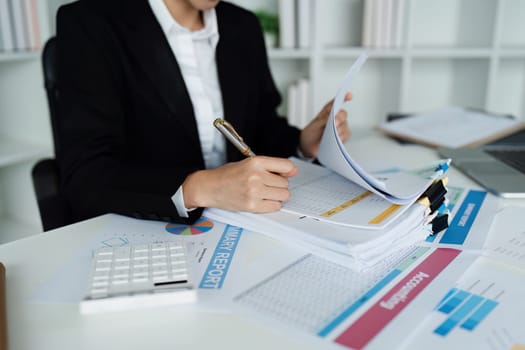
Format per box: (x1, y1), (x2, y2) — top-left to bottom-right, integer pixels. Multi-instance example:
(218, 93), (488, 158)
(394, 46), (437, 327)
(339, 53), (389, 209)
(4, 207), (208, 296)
(32, 37), (73, 231)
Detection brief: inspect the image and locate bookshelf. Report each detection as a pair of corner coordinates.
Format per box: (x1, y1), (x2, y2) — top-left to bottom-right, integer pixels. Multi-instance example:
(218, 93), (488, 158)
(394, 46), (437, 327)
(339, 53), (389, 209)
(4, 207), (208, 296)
(233, 0), (525, 129)
(0, 0), (65, 242)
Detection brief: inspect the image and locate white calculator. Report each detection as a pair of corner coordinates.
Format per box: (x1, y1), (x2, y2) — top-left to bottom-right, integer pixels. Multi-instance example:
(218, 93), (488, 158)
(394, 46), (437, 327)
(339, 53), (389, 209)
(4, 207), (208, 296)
(80, 241), (197, 314)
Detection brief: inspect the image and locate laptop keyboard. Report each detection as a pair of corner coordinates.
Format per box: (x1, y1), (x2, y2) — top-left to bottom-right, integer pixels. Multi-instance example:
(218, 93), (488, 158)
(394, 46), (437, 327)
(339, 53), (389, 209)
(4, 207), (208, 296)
(485, 149), (525, 174)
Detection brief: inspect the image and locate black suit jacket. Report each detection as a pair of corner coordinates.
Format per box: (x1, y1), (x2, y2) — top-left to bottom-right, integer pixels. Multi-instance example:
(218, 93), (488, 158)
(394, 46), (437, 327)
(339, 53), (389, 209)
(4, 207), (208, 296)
(56, 0), (301, 224)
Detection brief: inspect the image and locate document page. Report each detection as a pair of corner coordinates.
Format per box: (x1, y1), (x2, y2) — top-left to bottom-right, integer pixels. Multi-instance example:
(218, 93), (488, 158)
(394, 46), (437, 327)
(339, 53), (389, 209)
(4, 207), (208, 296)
(317, 53), (447, 204)
(232, 246), (476, 350)
(402, 256), (525, 350)
(32, 215), (251, 305)
(483, 206), (525, 270)
(284, 158), (412, 229)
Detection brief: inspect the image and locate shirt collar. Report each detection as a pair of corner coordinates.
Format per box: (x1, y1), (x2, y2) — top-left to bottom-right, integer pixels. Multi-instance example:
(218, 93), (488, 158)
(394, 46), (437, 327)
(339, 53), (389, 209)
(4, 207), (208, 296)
(149, 0), (218, 42)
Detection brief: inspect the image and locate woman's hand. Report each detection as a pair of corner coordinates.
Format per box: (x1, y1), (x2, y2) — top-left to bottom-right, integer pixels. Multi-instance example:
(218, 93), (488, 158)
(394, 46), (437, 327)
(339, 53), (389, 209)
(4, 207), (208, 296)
(182, 156), (298, 213)
(299, 92), (352, 158)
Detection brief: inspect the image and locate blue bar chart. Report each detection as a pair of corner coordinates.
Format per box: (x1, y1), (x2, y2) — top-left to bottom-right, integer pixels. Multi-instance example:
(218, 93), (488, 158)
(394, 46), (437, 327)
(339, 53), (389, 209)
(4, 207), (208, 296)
(403, 257), (524, 349)
(433, 288), (498, 337)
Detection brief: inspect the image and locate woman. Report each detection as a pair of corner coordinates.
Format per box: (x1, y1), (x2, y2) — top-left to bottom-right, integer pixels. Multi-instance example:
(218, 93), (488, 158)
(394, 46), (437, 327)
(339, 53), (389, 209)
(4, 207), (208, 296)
(56, 0), (350, 224)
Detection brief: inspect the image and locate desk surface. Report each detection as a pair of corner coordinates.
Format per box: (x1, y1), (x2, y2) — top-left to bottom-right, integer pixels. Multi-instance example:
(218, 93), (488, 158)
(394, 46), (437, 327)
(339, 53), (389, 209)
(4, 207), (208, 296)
(1, 130), (524, 350)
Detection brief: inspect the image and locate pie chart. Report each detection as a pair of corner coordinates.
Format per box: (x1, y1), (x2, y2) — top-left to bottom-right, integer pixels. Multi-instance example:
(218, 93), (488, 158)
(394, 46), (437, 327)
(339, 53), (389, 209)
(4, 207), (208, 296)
(165, 217), (214, 235)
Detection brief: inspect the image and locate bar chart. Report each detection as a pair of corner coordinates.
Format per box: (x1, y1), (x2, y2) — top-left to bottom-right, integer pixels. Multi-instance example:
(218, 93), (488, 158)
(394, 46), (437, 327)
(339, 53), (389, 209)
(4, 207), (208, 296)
(403, 256), (525, 350)
(433, 287), (498, 336)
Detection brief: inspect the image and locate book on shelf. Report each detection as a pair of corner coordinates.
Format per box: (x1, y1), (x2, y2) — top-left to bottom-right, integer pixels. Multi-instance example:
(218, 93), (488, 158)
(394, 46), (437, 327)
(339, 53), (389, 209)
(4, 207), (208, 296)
(372, 0), (383, 47)
(8, 0), (28, 51)
(362, 0), (405, 48)
(361, 0), (374, 47)
(392, 0), (405, 48)
(0, 0), (14, 52)
(278, 0), (295, 48)
(0, 0), (42, 52)
(277, 0), (311, 49)
(296, 0), (310, 49)
(286, 78), (311, 129)
(296, 78), (310, 127)
(23, 0), (41, 50)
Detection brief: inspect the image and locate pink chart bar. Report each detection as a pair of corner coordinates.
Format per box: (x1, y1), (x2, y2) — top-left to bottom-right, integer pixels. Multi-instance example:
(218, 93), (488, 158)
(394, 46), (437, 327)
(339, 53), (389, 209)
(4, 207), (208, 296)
(335, 248), (461, 350)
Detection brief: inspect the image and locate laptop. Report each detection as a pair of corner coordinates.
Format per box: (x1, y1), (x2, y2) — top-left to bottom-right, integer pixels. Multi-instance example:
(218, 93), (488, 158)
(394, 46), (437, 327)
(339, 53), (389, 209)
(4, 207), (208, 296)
(438, 128), (525, 198)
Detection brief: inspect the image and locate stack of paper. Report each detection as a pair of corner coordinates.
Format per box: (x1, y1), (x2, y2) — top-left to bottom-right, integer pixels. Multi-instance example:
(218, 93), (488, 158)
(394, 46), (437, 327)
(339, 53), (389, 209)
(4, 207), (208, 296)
(207, 53), (451, 268)
(206, 159), (450, 269)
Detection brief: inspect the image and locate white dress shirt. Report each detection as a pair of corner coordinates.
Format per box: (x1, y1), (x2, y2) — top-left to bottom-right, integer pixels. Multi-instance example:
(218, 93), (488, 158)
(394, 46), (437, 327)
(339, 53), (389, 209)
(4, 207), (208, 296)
(149, 0), (226, 217)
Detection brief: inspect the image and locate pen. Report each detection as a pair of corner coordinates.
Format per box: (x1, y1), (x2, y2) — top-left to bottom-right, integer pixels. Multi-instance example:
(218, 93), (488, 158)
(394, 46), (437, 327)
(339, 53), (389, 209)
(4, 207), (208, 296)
(0, 262), (7, 350)
(213, 118), (256, 158)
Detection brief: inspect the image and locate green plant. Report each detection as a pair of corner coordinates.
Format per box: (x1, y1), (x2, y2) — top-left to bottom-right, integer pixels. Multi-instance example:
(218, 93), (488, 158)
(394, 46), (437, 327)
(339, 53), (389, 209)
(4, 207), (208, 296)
(254, 10), (279, 35)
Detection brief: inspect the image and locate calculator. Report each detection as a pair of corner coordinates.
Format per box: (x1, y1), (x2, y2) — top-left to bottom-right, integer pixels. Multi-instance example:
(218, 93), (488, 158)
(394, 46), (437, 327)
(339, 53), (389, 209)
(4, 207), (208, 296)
(80, 241), (197, 314)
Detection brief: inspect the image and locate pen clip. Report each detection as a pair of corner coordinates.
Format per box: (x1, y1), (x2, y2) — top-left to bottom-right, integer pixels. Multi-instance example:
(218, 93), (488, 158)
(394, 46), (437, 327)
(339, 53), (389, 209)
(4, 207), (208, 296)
(214, 118), (245, 143)
(214, 118), (255, 157)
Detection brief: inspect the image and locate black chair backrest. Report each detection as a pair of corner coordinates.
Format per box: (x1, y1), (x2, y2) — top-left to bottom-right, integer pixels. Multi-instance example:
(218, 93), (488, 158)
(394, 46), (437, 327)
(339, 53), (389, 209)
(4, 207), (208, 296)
(42, 36), (61, 154)
(32, 36), (73, 231)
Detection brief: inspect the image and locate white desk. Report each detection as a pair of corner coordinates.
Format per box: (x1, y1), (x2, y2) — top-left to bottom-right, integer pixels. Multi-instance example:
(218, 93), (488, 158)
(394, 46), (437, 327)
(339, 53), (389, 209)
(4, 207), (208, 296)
(1, 131), (524, 350)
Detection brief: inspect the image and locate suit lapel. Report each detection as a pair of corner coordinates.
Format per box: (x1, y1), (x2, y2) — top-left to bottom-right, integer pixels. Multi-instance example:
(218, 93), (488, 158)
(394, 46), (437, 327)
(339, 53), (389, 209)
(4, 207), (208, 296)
(116, 1), (250, 163)
(215, 4), (248, 161)
(117, 1), (201, 152)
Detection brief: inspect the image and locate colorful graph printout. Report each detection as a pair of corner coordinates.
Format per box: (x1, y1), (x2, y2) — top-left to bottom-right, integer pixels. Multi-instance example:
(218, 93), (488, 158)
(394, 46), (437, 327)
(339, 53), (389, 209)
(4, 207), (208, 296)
(166, 217), (214, 235)
(433, 288), (498, 337)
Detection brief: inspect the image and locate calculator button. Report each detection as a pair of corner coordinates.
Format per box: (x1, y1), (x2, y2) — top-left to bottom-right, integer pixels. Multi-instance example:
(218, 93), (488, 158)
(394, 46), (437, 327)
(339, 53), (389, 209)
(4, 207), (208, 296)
(152, 250), (167, 258)
(170, 274), (188, 281)
(170, 260), (186, 266)
(113, 271), (130, 279)
(114, 261), (130, 270)
(132, 244), (148, 253)
(132, 267), (149, 276)
(95, 256), (113, 263)
(92, 280), (109, 288)
(170, 267), (187, 274)
(95, 262), (112, 271)
(93, 273), (110, 281)
(133, 252), (149, 260)
(151, 243), (166, 251)
(112, 277), (129, 285)
(114, 246), (130, 254)
(114, 248), (131, 260)
(168, 242), (184, 250)
(132, 261), (148, 268)
(152, 266), (168, 275)
(152, 258), (167, 266)
(153, 275), (169, 282)
(96, 248), (114, 256)
(90, 288), (108, 297)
